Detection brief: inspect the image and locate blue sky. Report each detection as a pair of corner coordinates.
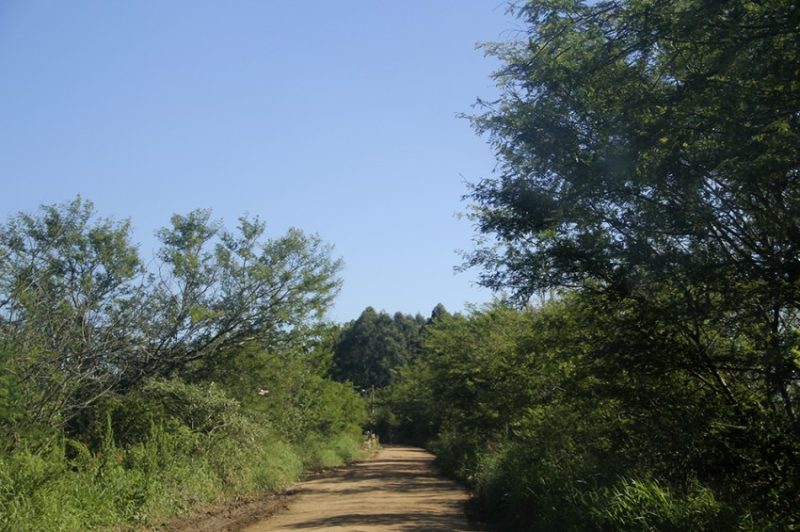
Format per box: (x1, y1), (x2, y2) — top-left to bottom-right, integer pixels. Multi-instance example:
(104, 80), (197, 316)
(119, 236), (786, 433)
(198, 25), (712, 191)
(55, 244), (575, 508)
(0, 1), (520, 322)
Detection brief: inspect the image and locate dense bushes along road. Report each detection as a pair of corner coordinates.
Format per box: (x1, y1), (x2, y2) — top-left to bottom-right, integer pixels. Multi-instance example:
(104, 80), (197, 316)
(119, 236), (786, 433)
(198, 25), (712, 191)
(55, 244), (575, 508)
(374, 1), (799, 529)
(380, 301), (792, 530)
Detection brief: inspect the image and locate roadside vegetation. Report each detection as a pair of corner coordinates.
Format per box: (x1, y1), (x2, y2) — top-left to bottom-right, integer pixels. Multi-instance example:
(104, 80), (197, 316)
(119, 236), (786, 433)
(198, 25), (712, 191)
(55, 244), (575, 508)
(2, 1), (797, 530)
(0, 198), (366, 530)
(377, 1), (800, 530)
(381, 300), (791, 530)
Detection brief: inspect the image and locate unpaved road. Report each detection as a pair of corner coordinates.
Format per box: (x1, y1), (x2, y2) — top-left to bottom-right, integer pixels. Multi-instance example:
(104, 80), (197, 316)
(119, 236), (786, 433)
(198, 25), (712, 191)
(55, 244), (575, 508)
(243, 446), (486, 532)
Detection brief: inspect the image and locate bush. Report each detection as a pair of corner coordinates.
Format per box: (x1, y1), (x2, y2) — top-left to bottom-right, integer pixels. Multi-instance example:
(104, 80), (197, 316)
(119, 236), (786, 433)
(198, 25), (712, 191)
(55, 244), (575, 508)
(0, 200), (368, 529)
(298, 430), (365, 470)
(0, 374), (367, 530)
(589, 477), (734, 532)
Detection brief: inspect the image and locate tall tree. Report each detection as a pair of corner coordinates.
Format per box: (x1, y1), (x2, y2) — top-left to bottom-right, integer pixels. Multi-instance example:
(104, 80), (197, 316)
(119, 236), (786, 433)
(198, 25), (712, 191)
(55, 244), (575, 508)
(140, 209), (342, 380)
(0, 198), (143, 428)
(332, 307), (426, 389)
(465, 0), (800, 520)
(0, 198), (342, 430)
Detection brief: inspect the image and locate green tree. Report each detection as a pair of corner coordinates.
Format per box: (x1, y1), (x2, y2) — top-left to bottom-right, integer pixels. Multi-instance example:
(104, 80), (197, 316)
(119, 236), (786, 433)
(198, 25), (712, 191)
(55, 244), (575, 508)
(427, 302), (452, 324)
(465, 0), (799, 523)
(467, 0), (800, 413)
(0, 199), (343, 433)
(386, 300), (742, 529)
(332, 307), (426, 389)
(0, 197), (143, 432)
(0, 198), (366, 530)
(139, 209), (342, 381)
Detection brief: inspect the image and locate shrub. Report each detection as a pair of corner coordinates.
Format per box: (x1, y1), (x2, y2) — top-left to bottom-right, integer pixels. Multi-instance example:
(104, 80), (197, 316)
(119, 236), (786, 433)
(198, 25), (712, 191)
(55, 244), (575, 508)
(589, 477), (734, 532)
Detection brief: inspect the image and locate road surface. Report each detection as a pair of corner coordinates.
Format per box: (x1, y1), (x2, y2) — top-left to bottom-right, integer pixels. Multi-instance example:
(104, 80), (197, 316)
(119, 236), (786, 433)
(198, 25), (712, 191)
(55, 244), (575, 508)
(244, 446), (486, 532)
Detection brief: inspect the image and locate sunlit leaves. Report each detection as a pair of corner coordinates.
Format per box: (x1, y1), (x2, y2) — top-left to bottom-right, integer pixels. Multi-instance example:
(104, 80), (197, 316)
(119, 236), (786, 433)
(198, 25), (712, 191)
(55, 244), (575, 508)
(0, 198), (342, 429)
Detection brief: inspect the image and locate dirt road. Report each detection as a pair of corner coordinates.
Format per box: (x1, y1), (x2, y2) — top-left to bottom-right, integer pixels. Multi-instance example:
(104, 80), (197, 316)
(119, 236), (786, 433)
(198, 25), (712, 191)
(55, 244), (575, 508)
(243, 446), (486, 532)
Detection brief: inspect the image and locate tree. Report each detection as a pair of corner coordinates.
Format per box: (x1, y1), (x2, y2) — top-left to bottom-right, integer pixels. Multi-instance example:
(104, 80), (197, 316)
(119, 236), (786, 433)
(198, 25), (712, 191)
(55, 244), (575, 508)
(470, 0), (799, 298)
(0, 198), (342, 432)
(0, 197), (143, 430)
(428, 303), (452, 323)
(465, 0), (800, 522)
(332, 307), (425, 389)
(138, 209), (342, 381)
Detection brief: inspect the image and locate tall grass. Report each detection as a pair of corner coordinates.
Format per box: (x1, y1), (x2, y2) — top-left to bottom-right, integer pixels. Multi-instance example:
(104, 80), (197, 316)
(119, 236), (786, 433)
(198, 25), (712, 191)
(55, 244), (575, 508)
(0, 385), (367, 531)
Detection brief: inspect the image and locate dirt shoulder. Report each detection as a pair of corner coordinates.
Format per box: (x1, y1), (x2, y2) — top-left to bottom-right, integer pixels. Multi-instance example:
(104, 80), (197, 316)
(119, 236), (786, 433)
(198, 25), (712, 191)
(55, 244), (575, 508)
(155, 490), (294, 532)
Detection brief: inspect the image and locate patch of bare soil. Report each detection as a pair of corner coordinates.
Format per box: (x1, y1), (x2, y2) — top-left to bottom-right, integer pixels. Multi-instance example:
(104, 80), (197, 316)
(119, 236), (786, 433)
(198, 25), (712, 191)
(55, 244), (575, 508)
(156, 491), (294, 532)
(243, 446), (490, 532)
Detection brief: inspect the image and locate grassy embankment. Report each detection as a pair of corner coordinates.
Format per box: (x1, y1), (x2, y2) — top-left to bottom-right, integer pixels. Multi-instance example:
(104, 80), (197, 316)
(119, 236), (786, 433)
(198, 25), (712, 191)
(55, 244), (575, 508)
(0, 377), (369, 531)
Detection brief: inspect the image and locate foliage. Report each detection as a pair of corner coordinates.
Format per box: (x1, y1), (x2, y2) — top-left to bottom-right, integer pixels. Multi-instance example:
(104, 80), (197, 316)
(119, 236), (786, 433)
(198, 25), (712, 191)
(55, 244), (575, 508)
(384, 299), (792, 529)
(143, 209), (343, 380)
(445, 0), (800, 528)
(588, 478), (731, 532)
(0, 198), (367, 530)
(0, 198), (143, 433)
(331, 306), (428, 389)
(466, 0), (800, 462)
(0, 368), (365, 531)
(0, 197), (342, 431)
(0, 407), (338, 531)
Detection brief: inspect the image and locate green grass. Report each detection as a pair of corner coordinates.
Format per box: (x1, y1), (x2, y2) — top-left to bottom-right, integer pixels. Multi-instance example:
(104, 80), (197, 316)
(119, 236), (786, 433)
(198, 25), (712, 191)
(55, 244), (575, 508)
(0, 423), (365, 531)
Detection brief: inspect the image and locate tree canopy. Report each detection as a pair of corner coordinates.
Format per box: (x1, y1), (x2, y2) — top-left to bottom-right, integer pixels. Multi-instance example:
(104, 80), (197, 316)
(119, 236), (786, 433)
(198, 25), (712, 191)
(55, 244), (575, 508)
(0, 198), (367, 530)
(468, 0), (799, 299)
(466, 0), (800, 453)
(458, 0), (800, 525)
(331, 307), (429, 389)
(0, 197), (342, 430)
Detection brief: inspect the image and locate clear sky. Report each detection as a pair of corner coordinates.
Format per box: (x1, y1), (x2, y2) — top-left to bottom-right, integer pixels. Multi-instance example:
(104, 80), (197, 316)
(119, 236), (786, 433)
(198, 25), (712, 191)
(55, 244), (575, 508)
(0, 1), (520, 322)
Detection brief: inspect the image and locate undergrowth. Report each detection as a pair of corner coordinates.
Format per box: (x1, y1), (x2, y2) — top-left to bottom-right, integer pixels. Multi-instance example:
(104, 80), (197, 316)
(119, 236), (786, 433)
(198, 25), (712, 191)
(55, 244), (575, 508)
(0, 379), (367, 531)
